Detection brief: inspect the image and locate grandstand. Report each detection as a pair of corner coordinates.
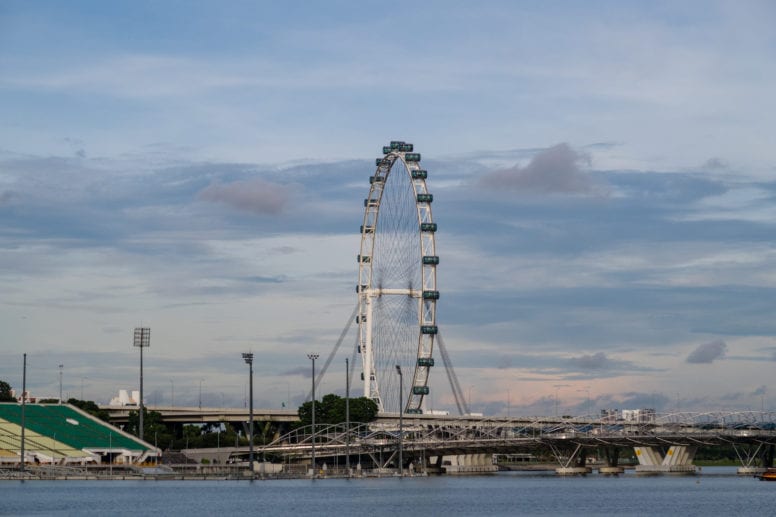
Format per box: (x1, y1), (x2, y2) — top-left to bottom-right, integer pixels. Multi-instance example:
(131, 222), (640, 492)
(0, 403), (157, 465)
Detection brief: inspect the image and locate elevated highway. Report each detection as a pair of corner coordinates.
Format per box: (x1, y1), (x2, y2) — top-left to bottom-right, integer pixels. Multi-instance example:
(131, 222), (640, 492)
(102, 405), (299, 425)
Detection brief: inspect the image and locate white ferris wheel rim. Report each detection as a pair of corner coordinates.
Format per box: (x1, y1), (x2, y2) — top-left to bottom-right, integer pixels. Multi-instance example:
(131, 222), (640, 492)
(357, 142), (438, 414)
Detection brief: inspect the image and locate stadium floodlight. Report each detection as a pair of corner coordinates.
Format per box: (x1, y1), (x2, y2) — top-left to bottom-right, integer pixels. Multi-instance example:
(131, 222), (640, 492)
(133, 327), (150, 441)
(242, 352), (254, 477)
(307, 353), (319, 478)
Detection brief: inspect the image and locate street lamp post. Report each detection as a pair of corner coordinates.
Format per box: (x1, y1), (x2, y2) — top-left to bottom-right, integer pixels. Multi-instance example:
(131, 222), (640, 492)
(345, 357), (350, 476)
(199, 379), (204, 410)
(133, 327), (150, 441)
(395, 365), (403, 477)
(242, 353), (254, 478)
(307, 353), (319, 478)
(58, 364), (63, 404)
(468, 385), (474, 414)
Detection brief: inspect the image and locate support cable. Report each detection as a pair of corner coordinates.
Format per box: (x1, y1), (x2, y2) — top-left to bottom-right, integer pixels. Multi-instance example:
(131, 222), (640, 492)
(308, 303), (359, 401)
(437, 332), (470, 415)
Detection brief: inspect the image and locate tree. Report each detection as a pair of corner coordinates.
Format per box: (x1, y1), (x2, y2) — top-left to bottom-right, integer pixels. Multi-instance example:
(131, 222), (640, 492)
(349, 396), (379, 423)
(68, 398), (110, 421)
(297, 394), (378, 427)
(126, 408), (173, 446)
(0, 380), (15, 402)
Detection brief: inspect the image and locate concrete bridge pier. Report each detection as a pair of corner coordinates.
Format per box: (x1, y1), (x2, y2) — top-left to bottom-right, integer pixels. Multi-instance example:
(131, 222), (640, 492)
(598, 446), (624, 475)
(764, 444), (775, 468)
(634, 446), (697, 475)
(734, 443), (773, 476)
(551, 444), (591, 476)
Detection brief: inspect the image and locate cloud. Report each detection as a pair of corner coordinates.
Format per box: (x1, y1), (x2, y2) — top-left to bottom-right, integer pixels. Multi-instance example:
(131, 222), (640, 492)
(282, 366), (311, 378)
(0, 191), (13, 205)
(702, 157), (729, 171)
(686, 339), (727, 364)
(752, 385), (767, 396)
(477, 143), (596, 194)
(199, 178), (290, 215)
(569, 352), (610, 370)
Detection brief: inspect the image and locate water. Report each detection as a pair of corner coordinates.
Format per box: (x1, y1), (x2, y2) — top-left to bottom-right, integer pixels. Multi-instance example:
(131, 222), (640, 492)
(1, 468), (772, 516)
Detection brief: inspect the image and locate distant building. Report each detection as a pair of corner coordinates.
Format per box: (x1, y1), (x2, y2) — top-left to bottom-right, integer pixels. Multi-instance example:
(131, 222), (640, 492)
(108, 389), (140, 407)
(601, 408), (656, 423)
(9, 389), (39, 403)
(621, 408), (656, 423)
(600, 408), (619, 423)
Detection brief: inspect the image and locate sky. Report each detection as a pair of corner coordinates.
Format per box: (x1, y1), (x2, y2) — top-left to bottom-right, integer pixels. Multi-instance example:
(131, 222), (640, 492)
(1, 0), (776, 415)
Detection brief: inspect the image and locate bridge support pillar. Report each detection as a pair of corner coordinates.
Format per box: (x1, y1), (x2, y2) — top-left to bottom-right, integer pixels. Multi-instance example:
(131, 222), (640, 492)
(764, 444), (775, 469)
(734, 443), (773, 475)
(634, 446), (697, 475)
(598, 447), (624, 475)
(551, 444), (591, 476)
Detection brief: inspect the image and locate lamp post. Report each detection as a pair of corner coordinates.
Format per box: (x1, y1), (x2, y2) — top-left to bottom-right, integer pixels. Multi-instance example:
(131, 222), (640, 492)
(133, 327), (150, 441)
(468, 385), (474, 414)
(307, 353), (319, 478)
(198, 379), (204, 410)
(395, 365), (403, 477)
(242, 353), (254, 477)
(58, 364), (63, 404)
(169, 379), (174, 407)
(20, 353), (27, 474)
(345, 357), (350, 475)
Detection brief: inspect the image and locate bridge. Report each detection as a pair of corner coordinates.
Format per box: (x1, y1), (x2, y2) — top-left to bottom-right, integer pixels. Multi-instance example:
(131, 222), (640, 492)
(107, 405), (776, 475)
(257, 410), (776, 475)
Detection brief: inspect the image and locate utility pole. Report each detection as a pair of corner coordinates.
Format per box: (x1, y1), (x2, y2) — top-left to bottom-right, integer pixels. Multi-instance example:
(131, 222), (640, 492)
(345, 357), (350, 475)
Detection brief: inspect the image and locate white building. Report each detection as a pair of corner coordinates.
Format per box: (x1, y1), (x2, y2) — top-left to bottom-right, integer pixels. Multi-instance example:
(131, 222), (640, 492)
(108, 389), (140, 407)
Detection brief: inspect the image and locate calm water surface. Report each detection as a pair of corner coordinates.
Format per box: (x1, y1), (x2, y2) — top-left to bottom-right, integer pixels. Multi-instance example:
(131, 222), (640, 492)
(1, 467), (773, 516)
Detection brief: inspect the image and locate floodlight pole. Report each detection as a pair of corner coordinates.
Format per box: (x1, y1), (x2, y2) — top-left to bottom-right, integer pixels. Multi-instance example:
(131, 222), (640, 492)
(20, 353), (26, 474)
(58, 364), (63, 404)
(396, 365), (403, 477)
(307, 353), (319, 478)
(242, 353), (254, 478)
(133, 327), (150, 441)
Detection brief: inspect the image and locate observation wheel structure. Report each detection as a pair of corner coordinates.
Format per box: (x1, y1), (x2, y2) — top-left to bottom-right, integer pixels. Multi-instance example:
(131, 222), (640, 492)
(357, 140), (439, 414)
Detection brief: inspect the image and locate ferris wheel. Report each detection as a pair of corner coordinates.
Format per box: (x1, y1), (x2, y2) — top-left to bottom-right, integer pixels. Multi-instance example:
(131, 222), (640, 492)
(357, 141), (438, 414)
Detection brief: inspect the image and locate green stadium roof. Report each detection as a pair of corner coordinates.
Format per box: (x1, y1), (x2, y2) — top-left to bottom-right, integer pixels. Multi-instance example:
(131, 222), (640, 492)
(0, 403), (151, 452)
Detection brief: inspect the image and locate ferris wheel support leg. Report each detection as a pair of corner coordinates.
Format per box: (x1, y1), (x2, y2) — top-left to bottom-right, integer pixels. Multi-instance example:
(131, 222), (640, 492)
(363, 294), (374, 400)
